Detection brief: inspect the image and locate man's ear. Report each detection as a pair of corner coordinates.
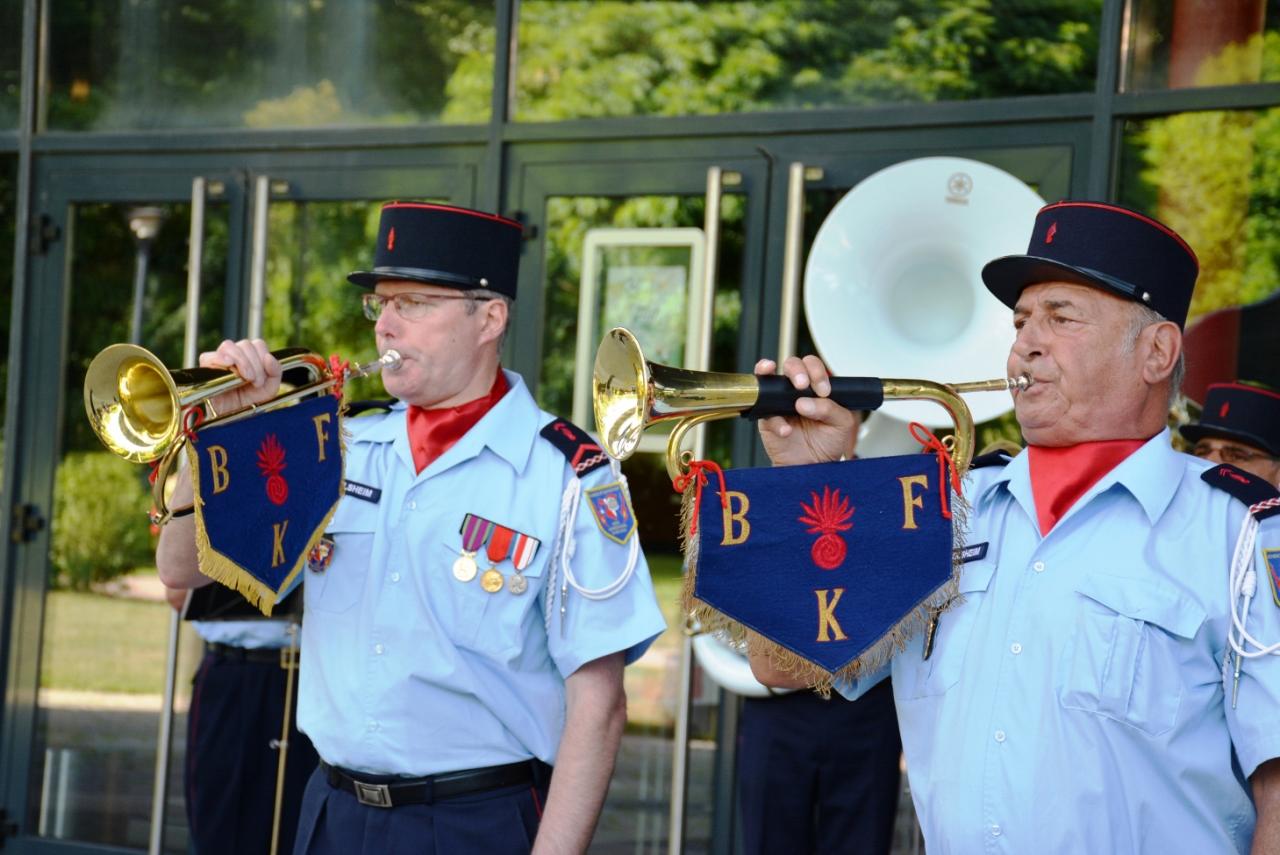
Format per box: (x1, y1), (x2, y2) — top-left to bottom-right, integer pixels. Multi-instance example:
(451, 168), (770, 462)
(1142, 321), (1181, 384)
(478, 298), (509, 347)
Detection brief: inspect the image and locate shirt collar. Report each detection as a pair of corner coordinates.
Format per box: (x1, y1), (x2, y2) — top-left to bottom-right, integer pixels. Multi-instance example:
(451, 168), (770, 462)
(349, 370), (539, 476)
(973, 428), (1183, 526)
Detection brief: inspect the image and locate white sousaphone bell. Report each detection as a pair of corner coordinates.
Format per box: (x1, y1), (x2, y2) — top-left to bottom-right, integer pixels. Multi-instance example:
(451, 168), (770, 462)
(695, 156), (1044, 698)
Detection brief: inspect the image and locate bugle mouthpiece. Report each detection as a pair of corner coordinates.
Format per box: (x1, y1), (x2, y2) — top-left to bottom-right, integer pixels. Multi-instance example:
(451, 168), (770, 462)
(349, 349), (402, 380)
(1008, 374), (1032, 392)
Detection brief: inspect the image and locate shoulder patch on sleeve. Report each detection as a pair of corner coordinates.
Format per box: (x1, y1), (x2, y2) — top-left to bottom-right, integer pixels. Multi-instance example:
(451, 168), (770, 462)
(540, 419), (610, 478)
(345, 398), (398, 417)
(969, 451), (1014, 470)
(1200, 464), (1280, 521)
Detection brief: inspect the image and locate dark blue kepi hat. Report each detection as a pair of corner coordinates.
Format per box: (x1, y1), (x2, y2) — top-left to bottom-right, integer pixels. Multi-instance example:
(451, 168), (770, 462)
(981, 201), (1199, 329)
(1179, 382), (1280, 457)
(347, 202), (523, 299)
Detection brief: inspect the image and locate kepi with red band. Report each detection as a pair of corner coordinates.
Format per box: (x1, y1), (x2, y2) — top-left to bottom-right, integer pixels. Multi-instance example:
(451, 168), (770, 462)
(347, 202), (523, 299)
(982, 200), (1199, 329)
(1180, 382), (1280, 459)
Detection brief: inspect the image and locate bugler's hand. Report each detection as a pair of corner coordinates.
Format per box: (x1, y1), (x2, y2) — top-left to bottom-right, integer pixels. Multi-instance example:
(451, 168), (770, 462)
(198, 339), (283, 414)
(754, 355), (858, 466)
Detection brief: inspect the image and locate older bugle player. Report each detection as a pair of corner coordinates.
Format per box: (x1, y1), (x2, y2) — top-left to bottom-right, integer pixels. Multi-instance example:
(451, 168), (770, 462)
(750, 201), (1280, 855)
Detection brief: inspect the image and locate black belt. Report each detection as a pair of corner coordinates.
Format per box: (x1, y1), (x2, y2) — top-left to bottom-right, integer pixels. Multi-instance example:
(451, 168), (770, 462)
(206, 642), (288, 665)
(319, 758), (550, 808)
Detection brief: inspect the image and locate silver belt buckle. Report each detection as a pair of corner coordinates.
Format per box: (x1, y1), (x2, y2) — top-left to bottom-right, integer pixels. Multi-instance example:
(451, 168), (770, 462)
(353, 781), (393, 808)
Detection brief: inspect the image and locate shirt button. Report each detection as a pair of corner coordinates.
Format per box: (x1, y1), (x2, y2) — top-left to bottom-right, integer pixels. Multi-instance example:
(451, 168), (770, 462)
(1033, 561), (1045, 573)
(374, 644), (385, 655)
(390, 572), (401, 583)
(991, 824), (1002, 837)
(1010, 642), (1022, 655)
(994, 729), (1006, 743)
(408, 500), (417, 510)
(367, 720), (379, 732)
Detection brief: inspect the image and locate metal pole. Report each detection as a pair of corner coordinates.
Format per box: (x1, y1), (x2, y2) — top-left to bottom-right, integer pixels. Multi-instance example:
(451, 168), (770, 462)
(777, 162), (808, 363)
(248, 175), (270, 339)
(146, 178), (207, 855)
(667, 166), (724, 855)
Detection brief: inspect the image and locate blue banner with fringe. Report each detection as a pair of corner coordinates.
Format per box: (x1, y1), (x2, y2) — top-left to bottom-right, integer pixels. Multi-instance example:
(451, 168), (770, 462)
(188, 394), (342, 615)
(686, 454), (957, 679)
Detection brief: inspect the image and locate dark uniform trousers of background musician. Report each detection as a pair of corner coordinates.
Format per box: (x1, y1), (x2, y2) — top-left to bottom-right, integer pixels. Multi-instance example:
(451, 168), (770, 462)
(738, 679), (901, 854)
(186, 632), (319, 854)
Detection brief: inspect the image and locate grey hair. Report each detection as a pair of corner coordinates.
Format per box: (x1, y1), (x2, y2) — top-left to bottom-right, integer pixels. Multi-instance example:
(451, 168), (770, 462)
(463, 288), (514, 350)
(1123, 302), (1185, 408)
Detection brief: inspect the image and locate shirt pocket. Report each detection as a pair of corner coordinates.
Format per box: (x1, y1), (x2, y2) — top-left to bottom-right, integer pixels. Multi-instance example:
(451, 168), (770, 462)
(1058, 573), (1205, 737)
(432, 541), (548, 660)
(906, 558), (997, 699)
(305, 500), (376, 615)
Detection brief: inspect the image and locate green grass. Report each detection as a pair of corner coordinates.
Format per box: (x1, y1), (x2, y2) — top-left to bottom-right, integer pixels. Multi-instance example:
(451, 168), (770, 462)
(35, 556), (691, 697)
(40, 585), (171, 694)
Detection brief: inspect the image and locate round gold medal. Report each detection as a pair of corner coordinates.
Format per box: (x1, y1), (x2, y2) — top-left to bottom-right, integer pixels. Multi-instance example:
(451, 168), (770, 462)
(452, 553), (478, 582)
(480, 568), (504, 593)
(508, 572), (528, 595)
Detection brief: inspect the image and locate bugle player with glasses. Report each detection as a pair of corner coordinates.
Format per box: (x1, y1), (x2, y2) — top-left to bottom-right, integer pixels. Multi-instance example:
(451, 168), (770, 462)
(1182, 382), (1280, 487)
(157, 202), (666, 855)
(748, 201), (1280, 854)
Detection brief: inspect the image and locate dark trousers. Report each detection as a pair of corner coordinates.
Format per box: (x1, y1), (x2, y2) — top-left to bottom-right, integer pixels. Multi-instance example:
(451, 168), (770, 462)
(292, 765), (550, 855)
(186, 650), (319, 855)
(737, 678), (902, 855)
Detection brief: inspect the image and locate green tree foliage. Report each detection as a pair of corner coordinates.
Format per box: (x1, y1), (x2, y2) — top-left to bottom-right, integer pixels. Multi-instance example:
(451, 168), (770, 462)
(50, 452), (155, 589)
(45, 0), (493, 130)
(1133, 32), (1280, 321)
(444, 0), (1100, 121)
(260, 201), (388, 401)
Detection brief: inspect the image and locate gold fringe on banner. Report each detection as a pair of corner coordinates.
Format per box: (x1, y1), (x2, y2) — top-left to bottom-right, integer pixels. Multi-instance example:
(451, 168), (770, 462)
(677, 471), (970, 696)
(187, 408), (346, 617)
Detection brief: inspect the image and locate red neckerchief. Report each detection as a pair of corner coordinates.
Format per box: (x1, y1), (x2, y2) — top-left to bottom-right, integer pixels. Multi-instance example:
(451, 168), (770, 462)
(1026, 438), (1147, 536)
(406, 369), (509, 474)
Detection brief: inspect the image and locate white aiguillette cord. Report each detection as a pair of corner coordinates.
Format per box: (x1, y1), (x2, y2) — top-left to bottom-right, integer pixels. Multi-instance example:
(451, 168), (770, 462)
(545, 458), (641, 635)
(1226, 502), (1280, 708)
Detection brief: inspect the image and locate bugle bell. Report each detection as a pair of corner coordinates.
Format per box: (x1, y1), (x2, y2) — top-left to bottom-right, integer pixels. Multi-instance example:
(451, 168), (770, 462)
(84, 344), (330, 464)
(592, 326), (1028, 480)
(84, 342), (400, 520)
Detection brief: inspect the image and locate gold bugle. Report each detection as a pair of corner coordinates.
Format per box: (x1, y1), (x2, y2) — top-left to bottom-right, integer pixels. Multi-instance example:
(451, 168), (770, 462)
(592, 327), (1028, 480)
(83, 343), (400, 522)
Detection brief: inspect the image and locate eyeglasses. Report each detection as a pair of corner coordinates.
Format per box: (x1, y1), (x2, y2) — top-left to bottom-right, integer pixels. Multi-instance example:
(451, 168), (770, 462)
(1190, 441), (1277, 466)
(361, 292), (483, 322)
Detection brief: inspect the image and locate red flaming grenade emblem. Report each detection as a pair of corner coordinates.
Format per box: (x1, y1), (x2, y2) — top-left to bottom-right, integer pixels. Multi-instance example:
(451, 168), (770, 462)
(799, 486), (854, 570)
(257, 434), (289, 505)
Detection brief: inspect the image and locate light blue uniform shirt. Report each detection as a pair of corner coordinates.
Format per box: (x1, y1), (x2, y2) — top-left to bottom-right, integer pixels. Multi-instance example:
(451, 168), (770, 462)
(298, 371), (666, 776)
(193, 620), (296, 649)
(841, 430), (1280, 853)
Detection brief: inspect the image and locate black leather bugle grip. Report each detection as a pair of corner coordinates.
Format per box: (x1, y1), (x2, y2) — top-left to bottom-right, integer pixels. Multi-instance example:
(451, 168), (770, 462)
(743, 375), (885, 420)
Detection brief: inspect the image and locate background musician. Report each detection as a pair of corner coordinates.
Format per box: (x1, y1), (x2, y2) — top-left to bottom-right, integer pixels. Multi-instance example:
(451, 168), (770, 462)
(1182, 382), (1280, 487)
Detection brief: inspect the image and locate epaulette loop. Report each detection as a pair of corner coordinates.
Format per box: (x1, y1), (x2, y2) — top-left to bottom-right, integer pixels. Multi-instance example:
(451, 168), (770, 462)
(968, 451), (1013, 470)
(344, 398), (397, 417)
(540, 419), (610, 478)
(1201, 464), (1280, 521)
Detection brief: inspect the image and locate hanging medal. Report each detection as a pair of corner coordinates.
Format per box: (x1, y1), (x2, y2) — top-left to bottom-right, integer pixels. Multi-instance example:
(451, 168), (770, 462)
(482, 525), (515, 593)
(508, 531), (541, 595)
(455, 514), (494, 583)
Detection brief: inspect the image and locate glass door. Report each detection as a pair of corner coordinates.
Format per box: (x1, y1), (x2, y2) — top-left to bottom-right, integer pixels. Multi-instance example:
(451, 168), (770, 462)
(3, 159), (244, 855)
(1, 150), (474, 854)
(510, 143), (770, 855)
